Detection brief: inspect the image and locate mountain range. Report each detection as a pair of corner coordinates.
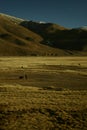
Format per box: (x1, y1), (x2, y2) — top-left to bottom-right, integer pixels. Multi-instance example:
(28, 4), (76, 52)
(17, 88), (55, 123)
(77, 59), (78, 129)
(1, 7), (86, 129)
(0, 13), (87, 56)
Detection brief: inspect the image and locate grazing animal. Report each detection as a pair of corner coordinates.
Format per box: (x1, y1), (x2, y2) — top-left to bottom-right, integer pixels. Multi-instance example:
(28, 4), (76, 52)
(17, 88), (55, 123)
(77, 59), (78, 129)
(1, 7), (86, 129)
(19, 74), (28, 79)
(19, 76), (24, 79)
(21, 66), (24, 69)
(78, 63), (80, 66)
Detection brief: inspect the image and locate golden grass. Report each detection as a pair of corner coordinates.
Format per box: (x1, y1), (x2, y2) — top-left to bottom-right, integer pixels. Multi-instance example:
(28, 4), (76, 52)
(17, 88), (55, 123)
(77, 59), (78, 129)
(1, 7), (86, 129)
(0, 56), (87, 68)
(0, 84), (87, 130)
(0, 57), (87, 130)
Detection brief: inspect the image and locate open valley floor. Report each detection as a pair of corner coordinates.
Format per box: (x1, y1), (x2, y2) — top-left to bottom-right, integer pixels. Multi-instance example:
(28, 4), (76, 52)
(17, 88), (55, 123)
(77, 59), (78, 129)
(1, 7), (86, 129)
(0, 57), (87, 130)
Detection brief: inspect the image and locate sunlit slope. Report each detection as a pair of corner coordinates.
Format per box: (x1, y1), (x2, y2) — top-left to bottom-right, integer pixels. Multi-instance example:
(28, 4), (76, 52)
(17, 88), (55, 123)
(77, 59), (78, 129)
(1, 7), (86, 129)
(0, 14), (67, 56)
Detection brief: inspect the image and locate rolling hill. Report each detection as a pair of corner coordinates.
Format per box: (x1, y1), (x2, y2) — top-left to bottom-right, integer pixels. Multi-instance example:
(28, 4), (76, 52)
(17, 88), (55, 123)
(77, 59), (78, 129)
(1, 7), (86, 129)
(0, 13), (87, 56)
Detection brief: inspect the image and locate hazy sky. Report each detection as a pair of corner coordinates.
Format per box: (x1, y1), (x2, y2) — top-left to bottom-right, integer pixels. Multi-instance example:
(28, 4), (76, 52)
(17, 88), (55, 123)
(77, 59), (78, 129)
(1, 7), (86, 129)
(0, 0), (87, 28)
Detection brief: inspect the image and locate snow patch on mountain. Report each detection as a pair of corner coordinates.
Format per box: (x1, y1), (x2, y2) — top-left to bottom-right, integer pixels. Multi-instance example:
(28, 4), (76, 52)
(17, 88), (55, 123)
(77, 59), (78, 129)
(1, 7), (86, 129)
(0, 13), (24, 24)
(80, 26), (87, 30)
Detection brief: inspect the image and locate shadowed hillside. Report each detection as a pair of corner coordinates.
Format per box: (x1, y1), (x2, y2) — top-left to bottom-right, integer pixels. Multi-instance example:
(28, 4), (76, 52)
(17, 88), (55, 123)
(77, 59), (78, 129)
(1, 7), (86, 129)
(0, 13), (87, 56)
(20, 21), (87, 52)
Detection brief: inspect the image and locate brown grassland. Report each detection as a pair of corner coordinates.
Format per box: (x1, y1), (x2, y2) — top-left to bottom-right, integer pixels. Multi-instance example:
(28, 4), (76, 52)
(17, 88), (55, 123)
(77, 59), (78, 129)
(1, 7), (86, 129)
(0, 57), (87, 130)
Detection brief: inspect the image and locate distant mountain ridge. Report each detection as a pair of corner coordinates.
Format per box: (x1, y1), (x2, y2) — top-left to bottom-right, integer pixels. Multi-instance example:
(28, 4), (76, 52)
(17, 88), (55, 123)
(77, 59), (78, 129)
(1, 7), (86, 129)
(0, 13), (87, 56)
(75, 26), (87, 30)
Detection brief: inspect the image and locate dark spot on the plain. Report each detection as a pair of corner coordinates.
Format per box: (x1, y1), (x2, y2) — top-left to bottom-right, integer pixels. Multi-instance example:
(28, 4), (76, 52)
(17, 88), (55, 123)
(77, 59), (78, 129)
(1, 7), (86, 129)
(19, 74), (28, 80)
(19, 76), (24, 79)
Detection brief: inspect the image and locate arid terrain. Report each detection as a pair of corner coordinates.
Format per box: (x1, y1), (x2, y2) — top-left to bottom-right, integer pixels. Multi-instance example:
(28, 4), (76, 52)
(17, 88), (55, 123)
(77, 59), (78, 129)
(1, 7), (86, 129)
(0, 56), (87, 130)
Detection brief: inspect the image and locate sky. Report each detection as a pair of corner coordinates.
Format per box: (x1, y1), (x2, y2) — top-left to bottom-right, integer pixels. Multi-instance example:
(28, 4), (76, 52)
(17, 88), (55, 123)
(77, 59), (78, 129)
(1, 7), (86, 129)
(0, 0), (87, 28)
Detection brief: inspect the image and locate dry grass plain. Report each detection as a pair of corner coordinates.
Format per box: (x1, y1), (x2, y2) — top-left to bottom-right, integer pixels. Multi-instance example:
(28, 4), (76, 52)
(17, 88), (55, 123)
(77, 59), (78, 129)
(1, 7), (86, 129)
(0, 56), (87, 130)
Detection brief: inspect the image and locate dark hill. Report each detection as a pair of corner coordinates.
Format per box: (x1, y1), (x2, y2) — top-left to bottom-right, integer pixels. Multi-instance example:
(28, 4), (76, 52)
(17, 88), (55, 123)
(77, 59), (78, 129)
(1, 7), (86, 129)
(20, 21), (87, 52)
(0, 13), (87, 56)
